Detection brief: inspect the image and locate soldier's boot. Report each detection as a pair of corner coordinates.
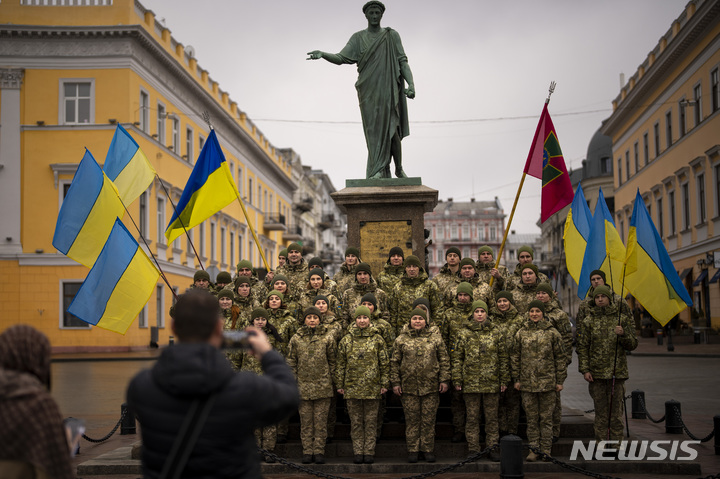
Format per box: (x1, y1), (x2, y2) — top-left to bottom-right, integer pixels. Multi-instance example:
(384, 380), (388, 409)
(407, 452), (418, 463)
(526, 451), (539, 462)
(424, 452), (436, 463)
(314, 454), (325, 464)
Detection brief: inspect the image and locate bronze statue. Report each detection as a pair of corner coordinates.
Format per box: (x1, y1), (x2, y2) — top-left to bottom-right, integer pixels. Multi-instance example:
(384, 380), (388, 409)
(308, 1), (415, 179)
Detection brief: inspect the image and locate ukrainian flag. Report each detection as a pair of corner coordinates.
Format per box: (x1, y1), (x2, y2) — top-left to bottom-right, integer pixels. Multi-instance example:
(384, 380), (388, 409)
(625, 191), (691, 326)
(104, 124), (156, 204)
(578, 188), (626, 298)
(563, 184), (593, 284)
(68, 219), (160, 334)
(165, 130), (238, 244)
(53, 149), (125, 268)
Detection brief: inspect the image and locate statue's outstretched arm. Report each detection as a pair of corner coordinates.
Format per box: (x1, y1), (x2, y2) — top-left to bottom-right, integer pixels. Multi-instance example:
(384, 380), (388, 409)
(400, 61), (415, 99)
(307, 51), (344, 65)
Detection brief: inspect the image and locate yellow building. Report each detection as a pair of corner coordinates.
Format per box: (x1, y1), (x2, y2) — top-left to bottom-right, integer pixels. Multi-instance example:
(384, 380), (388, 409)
(0, 0), (298, 350)
(600, 0), (720, 328)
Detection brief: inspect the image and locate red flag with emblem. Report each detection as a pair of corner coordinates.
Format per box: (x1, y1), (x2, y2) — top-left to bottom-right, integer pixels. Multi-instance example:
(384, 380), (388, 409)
(524, 104), (574, 222)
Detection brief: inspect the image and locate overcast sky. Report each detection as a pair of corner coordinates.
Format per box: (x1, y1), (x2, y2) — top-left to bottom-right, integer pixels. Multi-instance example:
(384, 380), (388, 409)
(141, 0), (683, 234)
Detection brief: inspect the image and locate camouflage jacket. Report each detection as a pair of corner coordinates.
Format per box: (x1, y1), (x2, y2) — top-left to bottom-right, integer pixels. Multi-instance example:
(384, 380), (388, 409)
(576, 301), (638, 380)
(232, 295), (259, 329)
(276, 260), (309, 298)
(441, 300), (474, 356)
(511, 281), (540, 314)
(431, 264), (460, 299)
(489, 305), (524, 354)
(333, 262), (356, 299)
(390, 325), (451, 396)
(475, 261), (509, 291)
(298, 287), (339, 316)
(543, 301), (574, 366)
(389, 270), (443, 334)
(267, 307), (297, 345)
(320, 311), (345, 344)
(238, 324), (282, 374)
(442, 274), (494, 309)
(370, 311), (396, 354)
(501, 263), (550, 292)
(575, 287), (631, 338)
(335, 324), (389, 399)
(227, 274), (266, 305)
(511, 319), (567, 392)
(452, 320), (510, 393)
(340, 279), (389, 328)
(320, 272), (339, 299)
(287, 324), (337, 400)
(377, 263), (404, 295)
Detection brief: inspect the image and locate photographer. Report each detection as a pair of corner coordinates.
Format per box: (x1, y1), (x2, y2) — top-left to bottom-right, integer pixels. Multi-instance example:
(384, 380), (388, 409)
(127, 290), (299, 478)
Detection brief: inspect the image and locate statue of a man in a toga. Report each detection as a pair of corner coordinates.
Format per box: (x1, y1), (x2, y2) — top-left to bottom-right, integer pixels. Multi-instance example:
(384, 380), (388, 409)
(308, 1), (415, 179)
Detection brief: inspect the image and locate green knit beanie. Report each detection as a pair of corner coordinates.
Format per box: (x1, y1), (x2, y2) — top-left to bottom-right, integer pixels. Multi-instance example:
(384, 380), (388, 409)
(279, 248), (288, 258)
(345, 246), (361, 258)
(236, 260), (253, 271)
(193, 270), (210, 282)
(446, 246), (461, 258)
(471, 300), (488, 313)
(308, 268), (325, 280)
(217, 289), (234, 300)
(496, 291), (514, 305)
(251, 307), (269, 320)
(308, 257), (324, 269)
(459, 257), (476, 269)
(536, 283), (555, 297)
(528, 300), (546, 314)
(288, 242), (302, 253)
(355, 262), (372, 275)
(405, 255), (422, 268)
(456, 282), (473, 297)
(409, 307), (427, 321)
(593, 285), (612, 299)
(354, 305), (372, 319)
(304, 306), (322, 319)
(517, 245), (534, 259)
(478, 245), (494, 257)
(216, 271), (232, 284)
(272, 274), (290, 288)
(388, 246), (404, 259)
(521, 263), (539, 276)
(266, 290), (284, 302)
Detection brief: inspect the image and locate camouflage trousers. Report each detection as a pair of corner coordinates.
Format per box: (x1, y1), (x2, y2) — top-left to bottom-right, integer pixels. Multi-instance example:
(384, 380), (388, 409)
(464, 392), (499, 452)
(254, 424), (277, 452)
(451, 385), (465, 435)
(498, 386), (521, 434)
(299, 398), (331, 455)
(589, 379), (625, 442)
(553, 390), (562, 437)
(401, 393), (439, 453)
(346, 399), (380, 455)
(521, 390), (555, 454)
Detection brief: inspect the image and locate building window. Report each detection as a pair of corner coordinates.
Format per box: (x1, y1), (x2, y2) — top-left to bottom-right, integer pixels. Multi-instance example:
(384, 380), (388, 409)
(238, 234), (244, 262)
(697, 173), (706, 224)
(139, 90), (149, 132)
(199, 222), (205, 258)
(210, 222), (216, 261)
(258, 186), (262, 210)
(625, 151), (630, 181)
(462, 247), (470, 258)
(657, 197), (664, 238)
(600, 157), (611, 175)
(156, 197), (165, 245)
(633, 142), (639, 173)
(715, 163), (720, 217)
(230, 231), (235, 267)
(61, 80), (94, 124)
(221, 226), (227, 264)
(682, 183), (690, 230)
(157, 103), (166, 145)
(138, 305), (148, 328)
(643, 133), (649, 165)
(617, 158), (622, 186)
(248, 239), (254, 264)
(654, 122), (660, 158)
(669, 190), (676, 235)
(490, 226), (496, 240)
(665, 111), (673, 149)
(693, 83), (703, 126)
(437, 249), (443, 263)
(61, 281), (91, 329)
(156, 285), (165, 328)
(264, 190), (268, 213)
(248, 178), (253, 204)
(171, 116), (179, 152)
(619, 219), (624, 240)
(679, 100), (686, 137)
(186, 229), (194, 255)
(451, 224), (458, 240)
(198, 134), (205, 152)
(462, 224), (469, 239)
(237, 167), (243, 196)
(139, 191), (148, 236)
(186, 127), (194, 163)
(711, 68), (719, 113)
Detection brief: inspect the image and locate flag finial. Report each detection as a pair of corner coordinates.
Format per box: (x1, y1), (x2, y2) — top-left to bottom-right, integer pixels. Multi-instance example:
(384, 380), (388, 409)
(202, 110), (214, 130)
(546, 81), (556, 104)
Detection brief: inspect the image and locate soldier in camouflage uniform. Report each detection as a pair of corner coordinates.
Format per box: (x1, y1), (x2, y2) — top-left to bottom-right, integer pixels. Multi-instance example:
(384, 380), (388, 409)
(476, 245), (509, 290)
(236, 308), (285, 462)
(389, 255), (443, 335)
(287, 307), (337, 464)
(314, 294), (344, 443)
(498, 246), (550, 292)
(309, 257), (339, 298)
(341, 263), (390, 329)
(575, 269), (631, 339)
(440, 282), (474, 443)
(219, 289), (243, 369)
(212, 271), (233, 296)
(278, 248), (288, 268)
(443, 258), (494, 309)
(230, 277), (259, 329)
(490, 292), (524, 436)
(511, 300), (567, 461)
(275, 243), (309, 299)
(576, 285), (637, 444)
(269, 274), (300, 319)
(333, 246), (362, 298)
(336, 306), (390, 464)
(299, 268), (340, 314)
(264, 291), (296, 356)
(452, 300), (509, 460)
(431, 246), (461, 299)
(377, 246), (405, 294)
(191, 270), (212, 291)
(227, 260), (267, 305)
(536, 283), (573, 440)
(391, 308), (451, 463)
(511, 264), (542, 314)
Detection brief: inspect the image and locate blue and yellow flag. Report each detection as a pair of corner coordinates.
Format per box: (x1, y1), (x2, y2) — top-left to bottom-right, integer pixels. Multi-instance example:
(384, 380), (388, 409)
(104, 124), (156, 204)
(625, 191), (691, 326)
(165, 130), (237, 244)
(563, 184), (593, 284)
(52, 149), (125, 268)
(68, 219), (159, 334)
(578, 188), (626, 298)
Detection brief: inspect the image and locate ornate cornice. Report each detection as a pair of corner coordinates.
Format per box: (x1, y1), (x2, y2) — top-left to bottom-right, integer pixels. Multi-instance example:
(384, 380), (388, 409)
(0, 68), (24, 89)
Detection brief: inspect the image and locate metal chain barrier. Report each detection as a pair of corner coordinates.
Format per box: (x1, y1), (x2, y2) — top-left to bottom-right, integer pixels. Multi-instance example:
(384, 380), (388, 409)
(673, 405), (716, 443)
(258, 444), (497, 479)
(584, 395), (632, 414)
(529, 446), (622, 479)
(637, 394), (665, 423)
(81, 408), (127, 443)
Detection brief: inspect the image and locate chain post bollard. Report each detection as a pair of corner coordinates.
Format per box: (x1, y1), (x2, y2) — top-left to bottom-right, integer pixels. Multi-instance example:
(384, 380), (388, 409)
(499, 434), (523, 479)
(656, 328), (663, 345)
(715, 415), (720, 455)
(665, 399), (682, 434)
(631, 390), (646, 419)
(120, 402), (136, 435)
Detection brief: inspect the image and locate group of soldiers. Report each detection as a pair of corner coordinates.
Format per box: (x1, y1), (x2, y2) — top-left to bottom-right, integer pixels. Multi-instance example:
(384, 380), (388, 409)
(187, 241), (637, 464)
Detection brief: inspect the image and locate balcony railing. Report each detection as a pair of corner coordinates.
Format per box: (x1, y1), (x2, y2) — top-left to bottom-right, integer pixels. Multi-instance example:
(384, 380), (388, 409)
(294, 196), (313, 212)
(263, 213), (287, 231)
(283, 225), (303, 242)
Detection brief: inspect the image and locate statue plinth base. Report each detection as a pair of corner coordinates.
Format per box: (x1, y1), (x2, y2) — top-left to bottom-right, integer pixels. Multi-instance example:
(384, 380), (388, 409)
(331, 181), (438, 277)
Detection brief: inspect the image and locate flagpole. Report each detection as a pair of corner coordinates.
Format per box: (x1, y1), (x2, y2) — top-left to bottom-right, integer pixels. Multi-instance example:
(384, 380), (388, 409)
(606, 261), (627, 441)
(156, 175), (205, 271)
(490, 82), (556, 288)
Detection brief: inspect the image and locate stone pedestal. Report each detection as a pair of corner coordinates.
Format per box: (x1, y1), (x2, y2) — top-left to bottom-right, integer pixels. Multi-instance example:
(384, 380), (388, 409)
(331, 179), (438, 277)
